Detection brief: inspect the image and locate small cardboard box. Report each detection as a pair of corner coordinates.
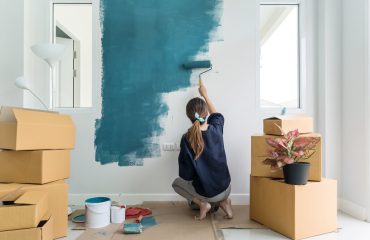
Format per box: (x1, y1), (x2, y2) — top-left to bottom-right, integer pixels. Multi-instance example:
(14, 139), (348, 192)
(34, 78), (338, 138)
(251, 133), (322, 181)
(263, 115), (314, 136)
(0, 214), (54, 240)
(0, 150), (70, 184)
(0, 191), (48, 232)
(250, 176), (337, 240)
(0, 106), (75, 150)
(0, 181), (68, 239)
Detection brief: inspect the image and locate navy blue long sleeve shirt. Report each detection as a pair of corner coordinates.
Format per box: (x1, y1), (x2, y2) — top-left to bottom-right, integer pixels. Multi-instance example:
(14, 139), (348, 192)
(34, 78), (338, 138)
(178, 113), (231, 198)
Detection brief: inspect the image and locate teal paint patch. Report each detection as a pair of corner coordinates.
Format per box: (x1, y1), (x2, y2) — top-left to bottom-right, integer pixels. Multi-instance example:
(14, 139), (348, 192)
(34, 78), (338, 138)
(141, 216), (157, 229)
(96, 0), (222, 166)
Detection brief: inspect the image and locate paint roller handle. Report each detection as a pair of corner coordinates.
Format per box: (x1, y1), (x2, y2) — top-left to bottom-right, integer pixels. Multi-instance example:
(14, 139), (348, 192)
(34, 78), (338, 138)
(199, 82), (217, 114)
(198, 81), (207, 97)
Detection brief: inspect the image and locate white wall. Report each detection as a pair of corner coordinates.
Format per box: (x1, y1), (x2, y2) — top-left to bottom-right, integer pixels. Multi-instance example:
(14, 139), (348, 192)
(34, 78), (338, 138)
(317, 0), (342, 183)
(23, 0), (51, 109)
(0, 0), (24, 107)
(21, 0), (318, 205)
(340, 0), (370, 221)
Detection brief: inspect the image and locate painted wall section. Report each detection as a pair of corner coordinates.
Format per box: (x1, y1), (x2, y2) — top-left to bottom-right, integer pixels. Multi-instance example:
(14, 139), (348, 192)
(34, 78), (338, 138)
(96, 0), (222, 166)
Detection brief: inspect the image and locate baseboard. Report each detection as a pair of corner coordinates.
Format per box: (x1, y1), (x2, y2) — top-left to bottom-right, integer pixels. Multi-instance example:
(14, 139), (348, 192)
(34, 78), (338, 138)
(338, 198), (367, 221)
(69, 193), (250, 206)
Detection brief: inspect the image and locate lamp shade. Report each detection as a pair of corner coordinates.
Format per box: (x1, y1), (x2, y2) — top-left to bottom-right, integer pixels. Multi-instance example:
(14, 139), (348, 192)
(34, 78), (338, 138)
(15, 76), (30, 90)
(31, 43), (66, 67)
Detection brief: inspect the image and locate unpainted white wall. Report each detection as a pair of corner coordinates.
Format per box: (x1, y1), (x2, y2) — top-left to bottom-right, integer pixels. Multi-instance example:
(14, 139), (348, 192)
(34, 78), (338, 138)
(341, 0), (370, 220)
(23, 0), (51, 109)
(0, 0), (24, 107)
(316, 0), (342, 184)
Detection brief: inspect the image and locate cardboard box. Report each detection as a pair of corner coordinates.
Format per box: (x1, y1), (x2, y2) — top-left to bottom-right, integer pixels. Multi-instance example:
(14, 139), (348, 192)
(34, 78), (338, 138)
(0, 106), (75, 150)
(0, 215), (54, 240)
(0, 181), (68, 239)
(0, 150), (70, 184)
(0, 191), (48, 232)
(250, 176), (337, 240)
(263, 115), (313, 135)
(251, 133), (322, 181)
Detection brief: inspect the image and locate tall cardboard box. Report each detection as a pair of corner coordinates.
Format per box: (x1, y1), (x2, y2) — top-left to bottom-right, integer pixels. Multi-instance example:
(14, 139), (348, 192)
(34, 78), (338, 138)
(251, 133), (322, 181)
(0, 181), (68, 239)
(0, 191), (48, 232)
(0, 150), (70, 184)
(250, 176), (337, 240)
(0, 106), (75, 150)
(0, 215), (54, 240)
(264, 115), (313, 136)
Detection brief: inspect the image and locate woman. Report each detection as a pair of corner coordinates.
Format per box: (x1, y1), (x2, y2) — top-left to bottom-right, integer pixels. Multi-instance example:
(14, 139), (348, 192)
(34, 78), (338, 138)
(172, 82), (232, 220)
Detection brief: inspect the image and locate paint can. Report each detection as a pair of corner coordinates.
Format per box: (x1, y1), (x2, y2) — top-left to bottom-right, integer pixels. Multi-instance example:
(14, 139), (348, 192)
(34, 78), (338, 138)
(111, 205), (126, 224)
(85, 197), (111, 228)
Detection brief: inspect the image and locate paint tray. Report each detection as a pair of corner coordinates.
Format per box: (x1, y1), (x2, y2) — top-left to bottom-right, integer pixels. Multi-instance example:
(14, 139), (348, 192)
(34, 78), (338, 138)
(123, 223), (143, 234)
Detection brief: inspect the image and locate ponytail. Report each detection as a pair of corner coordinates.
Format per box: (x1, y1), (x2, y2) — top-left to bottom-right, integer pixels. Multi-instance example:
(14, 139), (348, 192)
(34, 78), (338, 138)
(186, 120), (204, 160)
(185, 97), (208, 160)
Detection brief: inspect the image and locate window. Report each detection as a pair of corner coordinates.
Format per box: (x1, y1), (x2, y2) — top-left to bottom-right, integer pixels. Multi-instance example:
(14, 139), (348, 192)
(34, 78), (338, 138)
(260, 4), (300, 108)
(53, 3), (92, 108)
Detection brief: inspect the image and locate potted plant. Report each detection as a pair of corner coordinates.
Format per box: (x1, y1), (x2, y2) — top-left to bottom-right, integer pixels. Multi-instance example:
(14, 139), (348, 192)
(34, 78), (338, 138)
(263, 129), (320, 185)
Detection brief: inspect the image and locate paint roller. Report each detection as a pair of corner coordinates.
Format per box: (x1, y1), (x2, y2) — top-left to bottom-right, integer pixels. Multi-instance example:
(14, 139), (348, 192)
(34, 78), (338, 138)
(182, 60), (212, 85)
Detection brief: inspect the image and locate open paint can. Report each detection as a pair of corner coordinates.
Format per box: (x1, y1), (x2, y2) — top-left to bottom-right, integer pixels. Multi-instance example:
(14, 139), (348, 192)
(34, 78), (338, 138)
(85, 197), (111, 228)
(111, 205), (126, 223)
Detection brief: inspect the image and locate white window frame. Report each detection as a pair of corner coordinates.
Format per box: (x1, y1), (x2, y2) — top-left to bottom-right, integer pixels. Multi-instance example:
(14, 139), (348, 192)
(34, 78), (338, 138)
(257, 0), (315, 118)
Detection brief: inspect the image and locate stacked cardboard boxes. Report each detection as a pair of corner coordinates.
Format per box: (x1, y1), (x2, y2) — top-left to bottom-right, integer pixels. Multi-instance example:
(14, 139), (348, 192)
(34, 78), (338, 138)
(0, 107), (75, 239)
(250, 115), (337, 240)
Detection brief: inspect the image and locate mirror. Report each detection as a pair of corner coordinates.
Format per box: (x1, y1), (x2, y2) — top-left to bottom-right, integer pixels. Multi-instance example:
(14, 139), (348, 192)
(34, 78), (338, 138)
(53, 3), (92, 108)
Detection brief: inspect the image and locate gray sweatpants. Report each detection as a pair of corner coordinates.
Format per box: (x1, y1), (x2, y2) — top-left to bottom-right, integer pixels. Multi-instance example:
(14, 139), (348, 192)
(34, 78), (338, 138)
(172, 177), (231, 204)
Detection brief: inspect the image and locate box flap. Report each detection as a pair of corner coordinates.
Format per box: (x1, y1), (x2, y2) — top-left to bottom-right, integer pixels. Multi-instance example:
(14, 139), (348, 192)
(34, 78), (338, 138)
(12, 108), (73, 126)
(0, 185), (23, 201)
(15, 191), (48, 205)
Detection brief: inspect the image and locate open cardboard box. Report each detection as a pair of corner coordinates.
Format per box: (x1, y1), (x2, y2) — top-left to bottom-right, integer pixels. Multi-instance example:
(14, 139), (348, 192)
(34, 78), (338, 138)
(251, 133), (322, 181)
(0, 214), (54, 240)
(0, 191), (48, 232)
(0, 106), (75, 150)
(0, 181), (68, 239)
(250, 176), (337, 240)
(0, 150), (70, 184)
(263, 115), (313, 136)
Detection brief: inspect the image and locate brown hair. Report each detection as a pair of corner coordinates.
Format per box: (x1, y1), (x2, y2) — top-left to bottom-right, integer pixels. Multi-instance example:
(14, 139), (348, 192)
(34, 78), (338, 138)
(186, 97), (208, 159)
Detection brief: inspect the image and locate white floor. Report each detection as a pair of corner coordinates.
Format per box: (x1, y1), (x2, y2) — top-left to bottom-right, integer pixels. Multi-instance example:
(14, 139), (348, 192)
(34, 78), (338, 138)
(64, 211), (370, 240)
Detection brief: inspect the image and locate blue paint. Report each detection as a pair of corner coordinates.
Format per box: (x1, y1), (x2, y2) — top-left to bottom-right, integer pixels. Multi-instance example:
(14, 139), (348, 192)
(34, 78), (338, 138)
(96, 0), (222, 166)
(141, 216), (157, 229)
(85, 197), (111, 204)
(72, 214), (86, 223)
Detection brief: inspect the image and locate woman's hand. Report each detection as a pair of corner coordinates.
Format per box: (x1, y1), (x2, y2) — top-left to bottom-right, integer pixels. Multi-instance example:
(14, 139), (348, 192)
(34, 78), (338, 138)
(198, 80), (208, 97)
